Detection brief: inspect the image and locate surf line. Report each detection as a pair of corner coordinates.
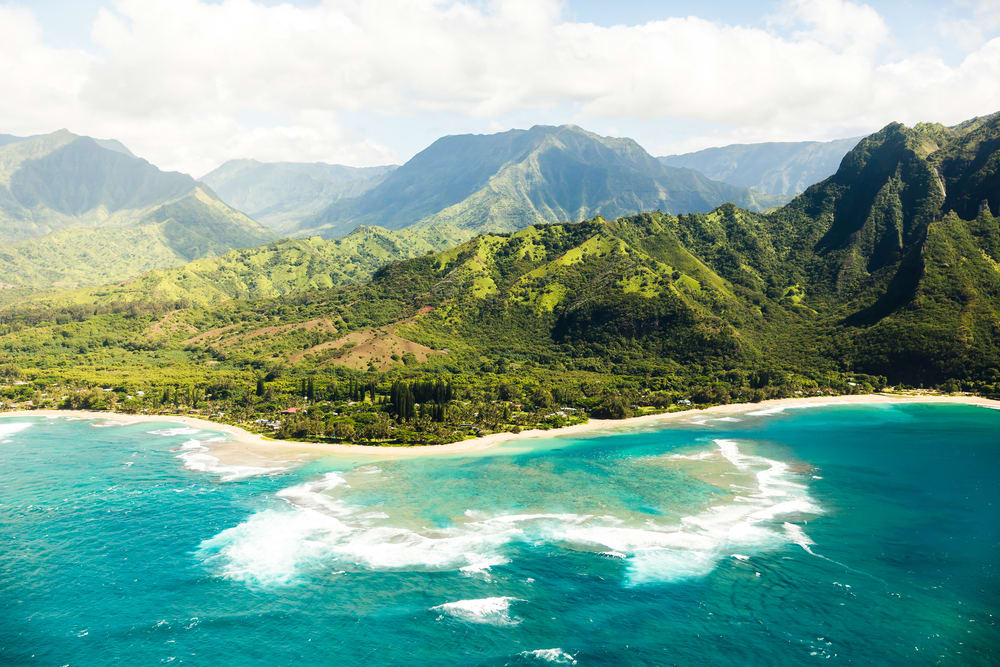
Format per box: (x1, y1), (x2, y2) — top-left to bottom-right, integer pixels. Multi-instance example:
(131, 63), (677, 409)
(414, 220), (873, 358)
(783, 522), (886, 584)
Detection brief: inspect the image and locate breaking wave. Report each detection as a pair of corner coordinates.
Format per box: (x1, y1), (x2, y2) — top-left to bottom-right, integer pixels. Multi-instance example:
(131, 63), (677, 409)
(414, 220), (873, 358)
(148, 427), (201, 437)
(176, 438), (287, 482)
(431, 597), (523, 626)
(198, 439), (822, 586)
(519, 648), (577, 664)
(0, 422), (32, 439)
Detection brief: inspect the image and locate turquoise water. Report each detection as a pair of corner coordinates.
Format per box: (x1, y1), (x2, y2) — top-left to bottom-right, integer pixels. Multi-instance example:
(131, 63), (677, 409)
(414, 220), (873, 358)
(1, 404), (998, 665)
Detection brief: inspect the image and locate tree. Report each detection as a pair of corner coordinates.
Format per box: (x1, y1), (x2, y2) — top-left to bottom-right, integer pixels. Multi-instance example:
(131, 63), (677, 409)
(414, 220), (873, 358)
(332, 421), (356, 442)
(593, 395), (632, 419)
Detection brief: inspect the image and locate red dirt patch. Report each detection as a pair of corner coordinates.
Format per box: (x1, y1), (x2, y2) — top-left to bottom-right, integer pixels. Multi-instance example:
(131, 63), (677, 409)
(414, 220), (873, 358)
(183, 318), (339, 349)
(290, 325), (444, 369)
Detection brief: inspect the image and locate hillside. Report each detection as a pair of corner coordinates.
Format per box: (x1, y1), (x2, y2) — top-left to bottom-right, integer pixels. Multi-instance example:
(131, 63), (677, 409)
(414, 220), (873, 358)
(0, 131), (273, 290)
(201, 159), (396, 233)
(301, 124), (769, 238)
(0, 112), (997, 444)
(660, 137), (862, 200)
(11, 223), (473, 310)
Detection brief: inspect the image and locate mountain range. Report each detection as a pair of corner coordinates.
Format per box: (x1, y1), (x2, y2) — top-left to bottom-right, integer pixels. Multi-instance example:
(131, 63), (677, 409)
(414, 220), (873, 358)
(2, 112), (997, 419)
(299, 124), (778, 238)
(660, 136), (862, 200)
(1, 124), (793, 295)
(0, 130), (273, 290)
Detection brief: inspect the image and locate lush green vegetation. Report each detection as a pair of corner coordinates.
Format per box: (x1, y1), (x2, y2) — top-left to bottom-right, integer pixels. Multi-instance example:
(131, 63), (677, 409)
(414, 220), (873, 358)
(1, 113), (998, 446)
(0, 131), (273, 292)
(9, 223), (474, 312)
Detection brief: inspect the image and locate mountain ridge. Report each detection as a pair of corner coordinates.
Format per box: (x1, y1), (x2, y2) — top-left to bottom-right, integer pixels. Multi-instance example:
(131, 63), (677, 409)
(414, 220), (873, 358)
(301, 124), (773, 238)
(659, 136), (863, 200)
(0, 130), (274, 290)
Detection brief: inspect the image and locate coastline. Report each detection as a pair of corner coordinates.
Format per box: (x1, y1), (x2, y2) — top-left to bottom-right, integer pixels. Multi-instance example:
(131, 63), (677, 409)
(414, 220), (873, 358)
(1, 393), (998, 458)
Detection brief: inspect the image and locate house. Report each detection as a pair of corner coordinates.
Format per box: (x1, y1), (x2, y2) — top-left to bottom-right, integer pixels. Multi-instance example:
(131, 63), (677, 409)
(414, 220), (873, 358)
(678, 399), (692, 406)
(282, 407), (301, 414)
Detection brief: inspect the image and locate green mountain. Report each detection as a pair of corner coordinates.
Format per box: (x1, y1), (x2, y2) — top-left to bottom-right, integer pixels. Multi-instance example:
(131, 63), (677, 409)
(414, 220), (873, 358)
(0, 130), (273, 290)
(14, 223), (473, 311)
(200, 159), (396, 233)
(764, 112), (1000, 383)
(660, 136), (862, 200)
(301, 124), (771, 238)
(1, 113), (997, 443)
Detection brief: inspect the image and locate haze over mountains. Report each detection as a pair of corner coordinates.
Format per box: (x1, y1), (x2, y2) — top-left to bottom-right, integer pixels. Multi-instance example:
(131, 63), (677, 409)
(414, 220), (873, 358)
(200, 160), (396, 234)
(660, 137), (862, 201)
(0, 130), (272, 289)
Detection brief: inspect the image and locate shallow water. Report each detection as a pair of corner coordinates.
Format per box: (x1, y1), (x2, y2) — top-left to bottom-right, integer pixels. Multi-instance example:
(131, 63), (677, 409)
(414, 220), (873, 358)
(1, 404), (998, 665)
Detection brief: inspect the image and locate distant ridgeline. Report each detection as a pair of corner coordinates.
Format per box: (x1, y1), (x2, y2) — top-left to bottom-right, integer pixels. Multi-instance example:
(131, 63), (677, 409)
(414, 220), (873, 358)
(659, 136), (863, 202)
(200, 159), (397, 235)
(0, 112), (997, 442)
(298, 124), (776, 238)
(0, 131), (273, 291)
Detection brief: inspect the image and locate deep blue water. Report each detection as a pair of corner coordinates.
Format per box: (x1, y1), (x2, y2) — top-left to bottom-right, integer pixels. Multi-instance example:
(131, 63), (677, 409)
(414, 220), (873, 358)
(1, 403), (998, 665)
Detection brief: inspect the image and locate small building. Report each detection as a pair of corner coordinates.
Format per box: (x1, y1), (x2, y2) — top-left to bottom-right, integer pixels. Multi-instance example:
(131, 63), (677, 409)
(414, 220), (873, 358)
(282, 407), (301, 414)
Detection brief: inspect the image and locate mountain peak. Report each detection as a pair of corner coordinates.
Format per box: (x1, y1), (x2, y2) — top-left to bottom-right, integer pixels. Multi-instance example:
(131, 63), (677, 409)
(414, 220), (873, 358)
(302, 124), (760, 237)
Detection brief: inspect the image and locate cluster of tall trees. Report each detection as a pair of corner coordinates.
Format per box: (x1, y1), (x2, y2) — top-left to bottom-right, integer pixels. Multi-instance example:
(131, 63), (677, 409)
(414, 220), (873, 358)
(389, 380), (452, 422)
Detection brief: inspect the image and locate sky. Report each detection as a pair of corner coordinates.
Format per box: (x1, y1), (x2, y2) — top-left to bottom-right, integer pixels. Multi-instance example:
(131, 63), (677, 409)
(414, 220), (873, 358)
(2, 0), (999, 176)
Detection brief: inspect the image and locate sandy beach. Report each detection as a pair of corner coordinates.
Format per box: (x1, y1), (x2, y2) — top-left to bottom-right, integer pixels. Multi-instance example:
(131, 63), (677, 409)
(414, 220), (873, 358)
(1, 392), (998, 460)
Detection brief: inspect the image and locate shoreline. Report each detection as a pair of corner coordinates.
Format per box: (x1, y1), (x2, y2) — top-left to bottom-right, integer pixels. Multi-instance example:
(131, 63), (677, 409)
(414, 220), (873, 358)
(1, 393), (998, 458)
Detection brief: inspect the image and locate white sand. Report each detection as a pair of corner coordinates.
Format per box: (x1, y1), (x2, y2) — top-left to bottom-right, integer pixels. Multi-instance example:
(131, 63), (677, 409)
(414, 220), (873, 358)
(1, 393), (997, 460)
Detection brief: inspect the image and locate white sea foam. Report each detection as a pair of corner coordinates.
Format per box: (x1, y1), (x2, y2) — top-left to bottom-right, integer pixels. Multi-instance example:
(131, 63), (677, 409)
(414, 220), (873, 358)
(431, 597), (522, 626)
(176, 439), (286, 482)
(520, 648), (577, 664)
(745, 406), (786, 416)
(550, 439), (821, 584)
(783, 522), (817, 555)
(0, 422), (31, 438)
(747, 400), (854, 416)
(149, 427), (201, 437)
(667, 451), (715, 461)
(200, 439), (822, 587)
(714, 416), (742, 422)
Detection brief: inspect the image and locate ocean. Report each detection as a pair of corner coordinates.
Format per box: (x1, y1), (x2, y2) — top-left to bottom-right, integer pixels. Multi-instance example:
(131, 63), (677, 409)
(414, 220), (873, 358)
(1, 403), (997, 665)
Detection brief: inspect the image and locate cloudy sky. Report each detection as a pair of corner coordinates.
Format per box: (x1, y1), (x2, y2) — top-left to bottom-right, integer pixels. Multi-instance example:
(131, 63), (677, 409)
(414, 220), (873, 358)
(3, 0), (999, 176)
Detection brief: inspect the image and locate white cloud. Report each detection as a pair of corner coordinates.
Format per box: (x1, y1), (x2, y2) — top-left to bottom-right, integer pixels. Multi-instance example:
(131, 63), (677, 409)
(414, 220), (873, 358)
(770, 0), (889, 53)
(0, 0), (998, 174)
(939, 0), (1000, 51)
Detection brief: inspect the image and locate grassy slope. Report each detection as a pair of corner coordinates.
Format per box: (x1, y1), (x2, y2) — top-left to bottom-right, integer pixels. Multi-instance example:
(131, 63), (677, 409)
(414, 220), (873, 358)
(0, 187), (273, 290)
(7, 223), (474, 310)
